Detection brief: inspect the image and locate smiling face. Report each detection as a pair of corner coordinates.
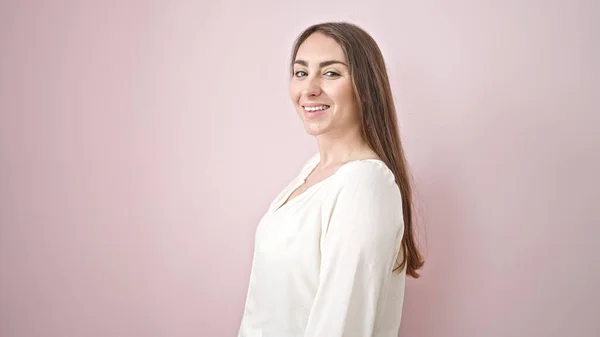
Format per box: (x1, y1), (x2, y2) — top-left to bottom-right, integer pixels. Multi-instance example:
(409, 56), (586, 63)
(289, 32), (360, 136)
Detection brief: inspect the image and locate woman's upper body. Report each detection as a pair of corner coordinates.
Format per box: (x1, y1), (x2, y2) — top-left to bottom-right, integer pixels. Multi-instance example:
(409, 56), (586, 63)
(237, 153), (406, 337)
(238, 21), (424, 337)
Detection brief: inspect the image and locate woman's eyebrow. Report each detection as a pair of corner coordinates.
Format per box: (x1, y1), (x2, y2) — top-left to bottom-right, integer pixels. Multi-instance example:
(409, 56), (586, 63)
(294, 59), (348, 67)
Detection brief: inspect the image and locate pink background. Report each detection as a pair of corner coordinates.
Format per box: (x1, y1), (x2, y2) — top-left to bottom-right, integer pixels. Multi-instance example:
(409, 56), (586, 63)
(1, 1), (598, 336)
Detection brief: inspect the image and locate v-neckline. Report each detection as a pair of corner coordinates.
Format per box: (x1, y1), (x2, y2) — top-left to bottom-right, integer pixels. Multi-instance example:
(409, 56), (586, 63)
(273, 159), (322, 212)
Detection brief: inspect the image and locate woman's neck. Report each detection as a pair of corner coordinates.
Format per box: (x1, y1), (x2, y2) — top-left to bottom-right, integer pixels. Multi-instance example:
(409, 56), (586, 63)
(315, 127), (373, 168)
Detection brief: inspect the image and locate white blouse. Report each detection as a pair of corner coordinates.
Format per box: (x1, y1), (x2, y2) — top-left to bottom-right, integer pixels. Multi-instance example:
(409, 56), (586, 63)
(238, 153), (407, 337)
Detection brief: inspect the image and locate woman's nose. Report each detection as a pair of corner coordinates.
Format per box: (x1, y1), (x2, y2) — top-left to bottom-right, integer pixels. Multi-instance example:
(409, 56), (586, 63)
(303, 77), (322, 97)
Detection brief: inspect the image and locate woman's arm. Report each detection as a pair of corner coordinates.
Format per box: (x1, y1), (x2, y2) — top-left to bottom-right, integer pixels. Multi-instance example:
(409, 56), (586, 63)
(304, 162), (405, 337)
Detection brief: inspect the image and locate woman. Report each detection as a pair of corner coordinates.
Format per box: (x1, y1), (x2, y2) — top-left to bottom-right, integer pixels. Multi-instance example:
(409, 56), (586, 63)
(238, 22), (424, 337)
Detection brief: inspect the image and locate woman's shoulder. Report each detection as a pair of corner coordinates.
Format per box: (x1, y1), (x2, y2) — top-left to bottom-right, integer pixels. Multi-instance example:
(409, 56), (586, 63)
(300, 153), (399, 197)
(335, 158), (397, 187)
(328, 158), (402, 204)
(326, 158), (404, 231)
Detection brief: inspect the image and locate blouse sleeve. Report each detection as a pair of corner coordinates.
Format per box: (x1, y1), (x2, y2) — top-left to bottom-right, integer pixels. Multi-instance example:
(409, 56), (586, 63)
(303, 162), (405, 337)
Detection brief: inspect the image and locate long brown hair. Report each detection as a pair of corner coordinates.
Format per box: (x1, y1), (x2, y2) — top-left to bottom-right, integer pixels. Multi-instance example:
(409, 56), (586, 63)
(290, 22), (424, 278)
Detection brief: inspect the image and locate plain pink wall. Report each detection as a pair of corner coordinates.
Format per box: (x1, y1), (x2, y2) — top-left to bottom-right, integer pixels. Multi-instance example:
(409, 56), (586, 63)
(1, 1), (598, 336)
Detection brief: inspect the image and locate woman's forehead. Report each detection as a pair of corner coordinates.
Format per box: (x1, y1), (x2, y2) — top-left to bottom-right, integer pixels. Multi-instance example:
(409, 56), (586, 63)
(295, 33), (347, 63)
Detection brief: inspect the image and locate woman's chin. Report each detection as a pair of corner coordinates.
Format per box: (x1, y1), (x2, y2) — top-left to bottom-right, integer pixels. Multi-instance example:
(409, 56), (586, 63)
(303, 121), (329, 136)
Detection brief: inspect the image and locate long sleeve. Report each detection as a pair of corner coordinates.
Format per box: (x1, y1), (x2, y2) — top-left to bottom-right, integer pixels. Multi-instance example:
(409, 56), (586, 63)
(303, 161), (405, 337)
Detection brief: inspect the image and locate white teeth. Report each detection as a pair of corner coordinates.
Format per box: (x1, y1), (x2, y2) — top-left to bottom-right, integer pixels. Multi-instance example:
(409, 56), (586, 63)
(304, 105), (329, 112)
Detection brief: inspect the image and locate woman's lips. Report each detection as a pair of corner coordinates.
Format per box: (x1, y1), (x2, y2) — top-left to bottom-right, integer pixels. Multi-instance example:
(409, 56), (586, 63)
(302, 105), (330, 119)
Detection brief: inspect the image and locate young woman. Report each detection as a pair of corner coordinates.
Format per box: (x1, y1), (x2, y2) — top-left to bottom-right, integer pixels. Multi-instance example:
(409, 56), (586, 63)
(237, 22), (424, 337)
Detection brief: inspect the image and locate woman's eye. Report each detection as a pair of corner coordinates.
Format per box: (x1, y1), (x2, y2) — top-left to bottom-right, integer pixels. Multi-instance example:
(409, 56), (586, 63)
(324, 71), (340, 77)
(294, 71), (307, 77)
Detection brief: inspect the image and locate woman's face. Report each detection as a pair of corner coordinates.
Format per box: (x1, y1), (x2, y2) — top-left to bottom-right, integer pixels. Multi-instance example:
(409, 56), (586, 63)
(289, 32), (360, 136)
